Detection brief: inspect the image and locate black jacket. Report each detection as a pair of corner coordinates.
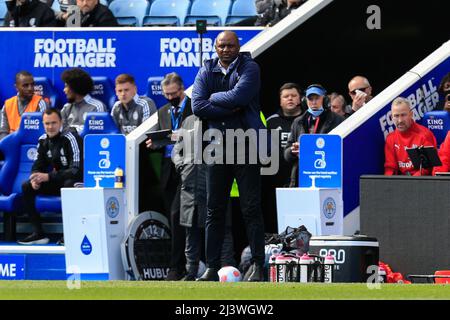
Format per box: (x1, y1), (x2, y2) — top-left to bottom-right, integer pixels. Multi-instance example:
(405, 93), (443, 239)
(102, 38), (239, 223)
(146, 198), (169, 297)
(266, 109), (301, 187)
(283, 108), (344, 186)
(32, 129), (83, 185)
(79, 3), (118, 27)
(4, 0), (56, 27)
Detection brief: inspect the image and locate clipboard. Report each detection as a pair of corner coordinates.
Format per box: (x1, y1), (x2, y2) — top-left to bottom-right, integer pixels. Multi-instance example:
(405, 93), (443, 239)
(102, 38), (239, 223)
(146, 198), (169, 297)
(146, 129), (174, 146)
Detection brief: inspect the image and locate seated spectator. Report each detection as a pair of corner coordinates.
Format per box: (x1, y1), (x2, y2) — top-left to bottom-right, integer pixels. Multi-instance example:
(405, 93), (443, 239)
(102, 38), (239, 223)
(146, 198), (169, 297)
(284, 84), (344, 186)
(172, 114), (235, 280)
(384, 97), (437, 176)
(4, 0), (56, 27)
(347, 76), (373, 115)
(18, 108), (83, 245)
(110, 74), (157, 135)
(330, 94), (350, 118)
(436, 72), (450, 111)
(256, 0), (306, 27)
(52, 0), (75, 22)
(0, 71), (48, 141)
(57, 0), (118, 27)
(60, 68), (107, 134)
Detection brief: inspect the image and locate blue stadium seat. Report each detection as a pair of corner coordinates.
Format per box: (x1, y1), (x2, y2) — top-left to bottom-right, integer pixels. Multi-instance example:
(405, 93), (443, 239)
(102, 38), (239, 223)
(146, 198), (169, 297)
(51, 0), (61, 12)
(143, 0), (191, 26)
(184, 0), (232, 26)
(0, 1), (7, 26)
(146, 76), (166, 109)
(34, 76), (59, 109)
(79, 112), (120, 138)
(91, 76), (116, 111)
(225, 0), (257, 25)
(35, 195), (62, 214)
(0, 113), (45, 241)
(109, 0), (150, 26)
(421, 111), (450, 147)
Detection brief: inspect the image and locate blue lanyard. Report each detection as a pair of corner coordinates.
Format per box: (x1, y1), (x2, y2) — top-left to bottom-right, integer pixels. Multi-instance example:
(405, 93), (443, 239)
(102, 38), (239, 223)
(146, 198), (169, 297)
(170, 97), (187, 130)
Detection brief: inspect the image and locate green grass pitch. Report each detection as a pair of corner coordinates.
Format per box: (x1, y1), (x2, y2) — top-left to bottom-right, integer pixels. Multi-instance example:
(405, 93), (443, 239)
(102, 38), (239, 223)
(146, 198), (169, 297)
(1, 281), (450, 300)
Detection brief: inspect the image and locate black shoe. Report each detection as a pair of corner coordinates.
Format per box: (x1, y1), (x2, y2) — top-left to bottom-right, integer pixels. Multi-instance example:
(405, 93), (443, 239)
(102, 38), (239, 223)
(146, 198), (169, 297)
(165, 269), (185, 281)
(56, 237), (64, 246)
(182, 273), (197, 281)
(17, 233), (49, 245)
(247, 263), (264, 282)
(196, 268), (219, 281)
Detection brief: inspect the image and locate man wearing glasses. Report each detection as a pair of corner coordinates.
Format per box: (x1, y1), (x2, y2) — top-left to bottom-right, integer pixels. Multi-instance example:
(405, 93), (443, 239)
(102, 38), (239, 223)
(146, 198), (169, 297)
(145, 72), (192, 281)
(347, 76), (373, 115)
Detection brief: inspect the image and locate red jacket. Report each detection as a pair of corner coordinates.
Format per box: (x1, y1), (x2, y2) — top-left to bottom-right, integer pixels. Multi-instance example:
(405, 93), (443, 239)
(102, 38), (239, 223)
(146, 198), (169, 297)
(433, 132), (450, 174)
(384, 122), (437, 176)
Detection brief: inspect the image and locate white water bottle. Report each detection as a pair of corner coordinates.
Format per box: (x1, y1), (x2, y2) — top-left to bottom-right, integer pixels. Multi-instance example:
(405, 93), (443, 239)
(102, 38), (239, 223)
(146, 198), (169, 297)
(299, 254), (314, 283)
(323, 254), (335, 283)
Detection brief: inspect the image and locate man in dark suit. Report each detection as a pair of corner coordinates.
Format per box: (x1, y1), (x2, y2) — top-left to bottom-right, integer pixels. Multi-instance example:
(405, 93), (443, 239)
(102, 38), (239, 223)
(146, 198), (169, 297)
(146, 72), (192, 280)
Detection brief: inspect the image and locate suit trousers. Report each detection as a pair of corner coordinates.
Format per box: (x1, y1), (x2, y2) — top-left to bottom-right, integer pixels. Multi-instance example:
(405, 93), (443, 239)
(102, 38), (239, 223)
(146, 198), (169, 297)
(205, 163), (265, 269)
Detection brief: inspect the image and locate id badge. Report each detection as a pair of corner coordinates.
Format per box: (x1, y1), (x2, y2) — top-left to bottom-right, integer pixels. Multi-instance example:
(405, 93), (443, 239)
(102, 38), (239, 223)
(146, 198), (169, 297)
(164, 144), (174, 158)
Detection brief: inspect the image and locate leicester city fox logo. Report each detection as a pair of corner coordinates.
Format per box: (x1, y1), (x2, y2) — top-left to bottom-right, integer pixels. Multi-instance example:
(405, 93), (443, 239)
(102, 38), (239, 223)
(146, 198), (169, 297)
(323, 197), (336, 219)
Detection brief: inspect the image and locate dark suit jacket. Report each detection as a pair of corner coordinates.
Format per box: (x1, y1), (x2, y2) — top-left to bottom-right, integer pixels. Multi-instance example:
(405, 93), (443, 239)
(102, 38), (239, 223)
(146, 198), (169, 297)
(153, 97), (193, 192)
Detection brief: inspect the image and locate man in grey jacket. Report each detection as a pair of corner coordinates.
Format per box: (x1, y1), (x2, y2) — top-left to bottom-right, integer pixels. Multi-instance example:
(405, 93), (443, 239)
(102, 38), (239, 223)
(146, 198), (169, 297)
(110, 74), (157, 135)
(60, 68), (106, 134)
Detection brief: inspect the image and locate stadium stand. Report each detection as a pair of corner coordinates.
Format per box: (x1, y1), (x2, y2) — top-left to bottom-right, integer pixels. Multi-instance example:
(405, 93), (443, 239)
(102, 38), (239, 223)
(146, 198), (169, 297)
(143, 0), (191, 27)
(0, 1), (7, 26)
(420, 110), (450, 147)
(0, 113), (44, 241)
(108, 0), (149, 27)
(51, 0), (61, 11)
(225, 0), (257, 25)
(184, 0), (232, 26)
(91, 76), (117, 111)
(33, 76), (59, 109)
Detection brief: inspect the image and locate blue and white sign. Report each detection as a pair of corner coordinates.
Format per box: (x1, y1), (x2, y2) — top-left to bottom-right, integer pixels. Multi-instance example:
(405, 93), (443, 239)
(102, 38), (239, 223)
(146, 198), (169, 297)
(0, 29), (262, 109)
(0, 255), (25, 280)
(84, 134), (125, 188)
(299, 134), (342, 188)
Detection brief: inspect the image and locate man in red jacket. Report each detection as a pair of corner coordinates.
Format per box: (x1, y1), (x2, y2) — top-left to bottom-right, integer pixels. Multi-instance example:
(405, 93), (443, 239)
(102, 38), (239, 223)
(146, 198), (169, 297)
(384, 97), (437, 176)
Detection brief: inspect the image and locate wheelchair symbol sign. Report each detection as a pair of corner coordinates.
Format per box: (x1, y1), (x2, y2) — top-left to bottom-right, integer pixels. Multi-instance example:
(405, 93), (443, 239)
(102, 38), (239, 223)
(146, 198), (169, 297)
(314, 151), (326, 169)
(98, 151), (111, 169)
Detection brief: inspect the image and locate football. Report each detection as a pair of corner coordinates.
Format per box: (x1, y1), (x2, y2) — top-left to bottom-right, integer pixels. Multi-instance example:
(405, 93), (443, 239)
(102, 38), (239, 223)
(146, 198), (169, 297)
(218, 266), (242, 282)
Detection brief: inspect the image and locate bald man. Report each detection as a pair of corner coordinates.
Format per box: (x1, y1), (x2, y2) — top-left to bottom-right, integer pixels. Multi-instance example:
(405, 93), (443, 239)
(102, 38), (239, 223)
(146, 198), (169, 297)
(347, 75), (373, 114)
(192, 31), (266, 282)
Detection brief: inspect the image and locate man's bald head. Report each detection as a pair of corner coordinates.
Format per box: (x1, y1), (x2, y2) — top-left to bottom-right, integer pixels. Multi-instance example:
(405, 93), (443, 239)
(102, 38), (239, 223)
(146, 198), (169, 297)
(215, 31), (240, 68)
(348, 75), (372, 101)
